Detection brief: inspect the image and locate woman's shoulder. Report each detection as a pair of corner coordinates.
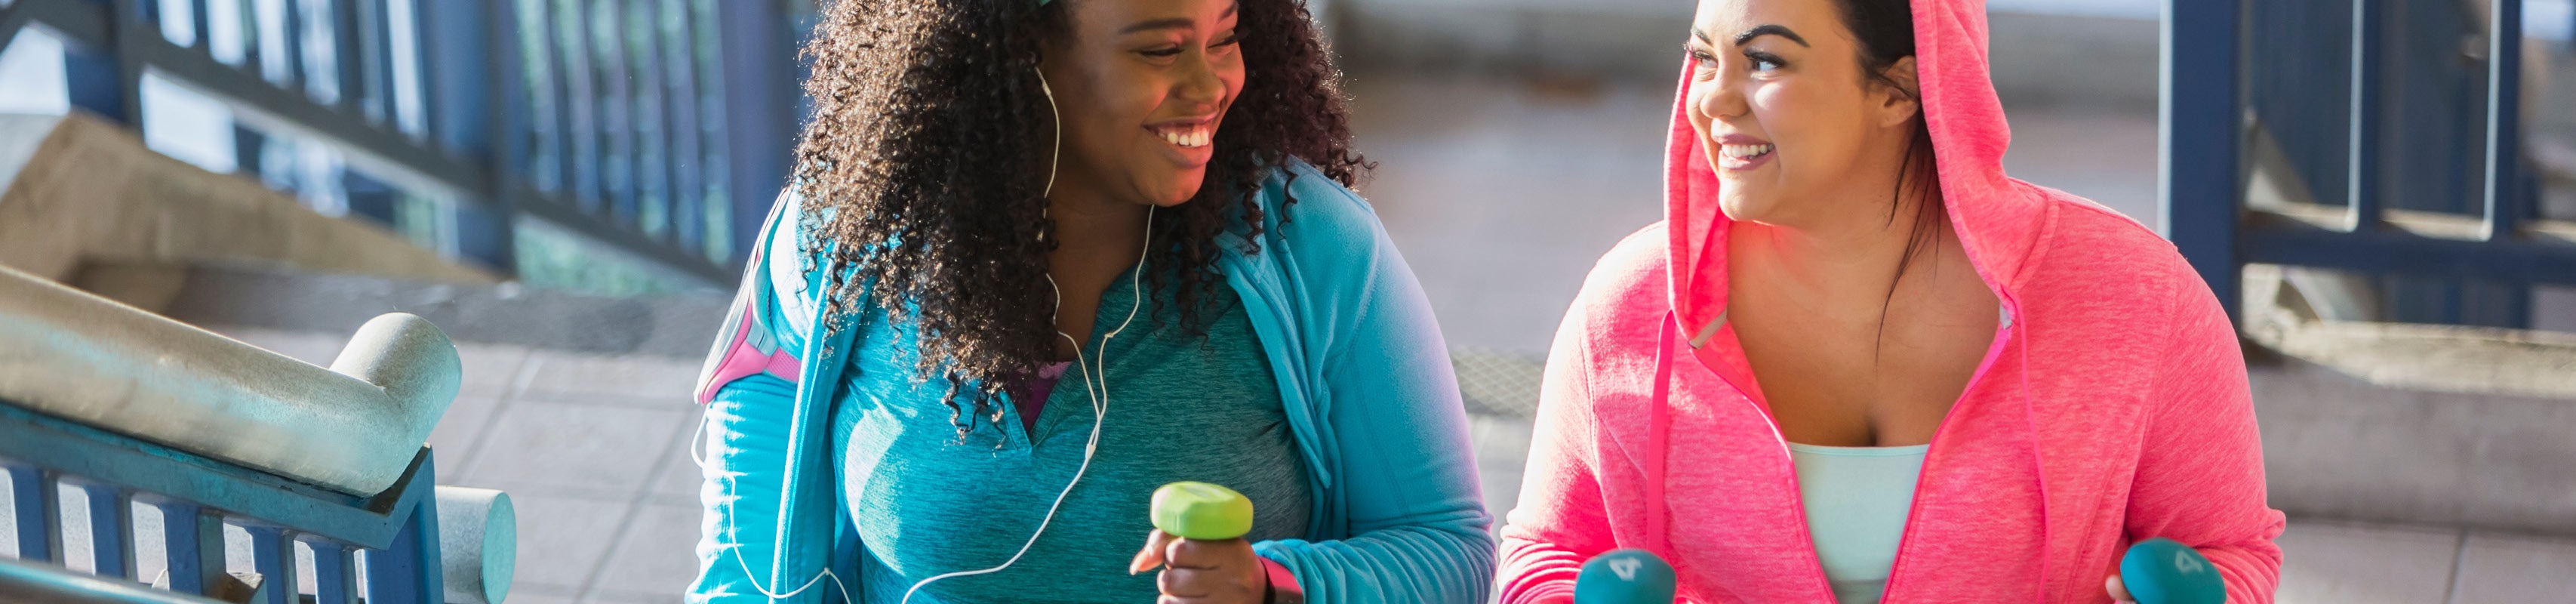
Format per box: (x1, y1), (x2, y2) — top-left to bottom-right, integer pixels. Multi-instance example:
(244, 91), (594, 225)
(1553, 223), (1673, 353)
(2018, 183), (2215, 328)
(1254, 158), (1383, 244)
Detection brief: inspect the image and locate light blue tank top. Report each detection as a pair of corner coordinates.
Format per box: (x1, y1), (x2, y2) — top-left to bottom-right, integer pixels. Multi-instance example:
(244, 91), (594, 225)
(1786, 442), (1930, 604)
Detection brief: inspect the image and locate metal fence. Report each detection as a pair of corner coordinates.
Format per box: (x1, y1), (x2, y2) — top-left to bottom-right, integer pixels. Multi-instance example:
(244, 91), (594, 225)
(2, 402), (446, 604)
(2165, 0), (2576, 328)
(0, 0), (806, 288)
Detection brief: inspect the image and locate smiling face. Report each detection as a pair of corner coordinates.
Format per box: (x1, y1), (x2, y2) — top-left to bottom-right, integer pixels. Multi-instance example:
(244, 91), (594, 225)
(1039, 0), (1246, 208)
(1685, 0), (1921, 227)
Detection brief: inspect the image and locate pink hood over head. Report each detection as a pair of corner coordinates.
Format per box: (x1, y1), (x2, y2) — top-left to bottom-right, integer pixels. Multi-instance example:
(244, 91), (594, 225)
(1664, 0), (2040, 339)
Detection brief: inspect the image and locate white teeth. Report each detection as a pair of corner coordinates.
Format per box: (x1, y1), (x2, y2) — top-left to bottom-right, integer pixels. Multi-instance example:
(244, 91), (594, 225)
(1721, 143), (1774, 159)
(1159, 127), (1212, 149)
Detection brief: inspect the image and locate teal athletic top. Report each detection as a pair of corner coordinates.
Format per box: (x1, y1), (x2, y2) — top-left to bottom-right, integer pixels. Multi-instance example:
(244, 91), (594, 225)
(824, 262), (1311, 604)
(690, 160), (1495, 604)
(1786, 443), (1930, 604)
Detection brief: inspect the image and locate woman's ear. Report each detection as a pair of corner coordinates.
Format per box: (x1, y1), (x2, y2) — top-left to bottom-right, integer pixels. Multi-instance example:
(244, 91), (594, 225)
(1876, 56), (1922, 128)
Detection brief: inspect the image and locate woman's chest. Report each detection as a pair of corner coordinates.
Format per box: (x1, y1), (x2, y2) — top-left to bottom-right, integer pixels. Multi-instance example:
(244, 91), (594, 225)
(1727, 297), (2003, 447)
(819, 303), (1313, 601)
(1653, 369), (2050, 602)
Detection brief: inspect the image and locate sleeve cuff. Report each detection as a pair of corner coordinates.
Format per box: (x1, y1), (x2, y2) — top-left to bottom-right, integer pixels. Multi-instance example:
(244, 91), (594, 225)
(1261, 556), (1303, 604)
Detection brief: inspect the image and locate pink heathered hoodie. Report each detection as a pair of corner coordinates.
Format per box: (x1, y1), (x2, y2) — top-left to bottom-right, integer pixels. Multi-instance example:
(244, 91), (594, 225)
(1492, 1), (2286, 602)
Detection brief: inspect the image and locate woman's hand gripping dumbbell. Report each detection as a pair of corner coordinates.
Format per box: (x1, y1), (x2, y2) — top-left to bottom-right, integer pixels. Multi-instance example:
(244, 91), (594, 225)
(1131, 482), (1273, 604)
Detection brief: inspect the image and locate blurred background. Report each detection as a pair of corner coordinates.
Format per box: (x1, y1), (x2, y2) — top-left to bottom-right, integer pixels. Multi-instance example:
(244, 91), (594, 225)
(0, 0), (2573, 602)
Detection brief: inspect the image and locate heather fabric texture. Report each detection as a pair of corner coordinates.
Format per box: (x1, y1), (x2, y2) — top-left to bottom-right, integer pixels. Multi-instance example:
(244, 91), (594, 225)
(688, 159), (1497, 604)
(1491, 0), (2286, 601)
(820, 259), (1311, 604)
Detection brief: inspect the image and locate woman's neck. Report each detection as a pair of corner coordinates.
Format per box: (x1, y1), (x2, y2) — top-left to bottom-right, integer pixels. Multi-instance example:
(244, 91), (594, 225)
(1045, 184), (1152, 258)
(1729, 191), (1947, 311)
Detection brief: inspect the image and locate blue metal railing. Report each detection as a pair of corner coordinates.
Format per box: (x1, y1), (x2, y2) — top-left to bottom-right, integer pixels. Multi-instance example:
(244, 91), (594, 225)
(0, 0), (804, 285)
(1, 402), (445, 604)
(2164, 0), (2576, 328)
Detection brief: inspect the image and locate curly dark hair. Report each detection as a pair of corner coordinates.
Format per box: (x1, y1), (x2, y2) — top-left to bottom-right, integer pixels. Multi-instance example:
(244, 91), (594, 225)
(791, 0), (1368, 437)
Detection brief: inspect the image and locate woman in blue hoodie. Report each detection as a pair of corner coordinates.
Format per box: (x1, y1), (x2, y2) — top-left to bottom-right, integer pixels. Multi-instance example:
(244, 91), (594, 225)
(685, 0), (1493, 602)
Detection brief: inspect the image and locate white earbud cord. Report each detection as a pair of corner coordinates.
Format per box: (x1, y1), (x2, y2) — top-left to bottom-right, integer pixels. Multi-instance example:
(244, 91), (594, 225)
(689, 66), (1122, 604)
(897, 205), (1149, 604)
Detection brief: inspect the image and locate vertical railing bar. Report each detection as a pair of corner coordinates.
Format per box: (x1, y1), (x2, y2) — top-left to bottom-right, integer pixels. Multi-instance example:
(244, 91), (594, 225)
(363, 0), (392, 124)
(559, 0), (602, 211)
(540, 0), (579, 198)
(2159, 0), (2248, 322)
(599, 0), (635, 226)
(282, 0), (307, 95)
(304, 538), (359, 604)
(4, 465), (63, 563)
(74, 482), (137, 579)
(109, 0), (153, 126)
(360, 456), (440, 604)
(331, 0), (367, 118)
(666, 0), (703, 251)
(696, 0), (734, 263)
(192, 0), (216, 53)
(151, 501), (229, 596)
(634, 0), (672, 240)
(2346, 0), (2382, 233)
(2483, 0), (2522, 241)
(242, 525), (298, 604)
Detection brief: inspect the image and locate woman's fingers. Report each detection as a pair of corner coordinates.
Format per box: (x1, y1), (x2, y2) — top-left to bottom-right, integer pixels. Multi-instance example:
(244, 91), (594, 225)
(2107, 575), (2137, 602)
(1158, 565), (1218, 597)
(1162, 536), (1232, 569)
(1131, 529), (1177, 574)
(1154, 537), (1262, 603)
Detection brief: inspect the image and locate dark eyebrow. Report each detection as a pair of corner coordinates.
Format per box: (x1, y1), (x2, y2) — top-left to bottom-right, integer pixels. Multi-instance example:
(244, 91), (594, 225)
(1734, 24), (1808, 48)
(1118, 3), (1239, 35)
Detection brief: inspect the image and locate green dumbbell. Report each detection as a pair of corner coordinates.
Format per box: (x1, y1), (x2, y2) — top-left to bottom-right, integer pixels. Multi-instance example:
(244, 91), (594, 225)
(1151, 481), (1254, 541)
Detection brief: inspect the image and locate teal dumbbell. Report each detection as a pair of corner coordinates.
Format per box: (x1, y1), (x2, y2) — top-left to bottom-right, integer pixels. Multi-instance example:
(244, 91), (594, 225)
(2120, 538), (2225, 604)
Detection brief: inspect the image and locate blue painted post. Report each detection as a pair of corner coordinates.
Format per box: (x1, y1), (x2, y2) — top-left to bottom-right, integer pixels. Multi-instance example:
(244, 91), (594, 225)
(76, 482), (134, 579)
(2162, 0), (2247, 322)
(361, 457), (442, 604)
(599, 0), (638, 229)
(189, 0), (214, 54)
(4, 465), (60, 563)
(306, 539), (359, 604)
(2484, 0), (2523, 242)
(150, 501), (228, 596)
(418, 0), (516, 273)
(2347, 0), (2382, 232)
(242, 525), (299, 604)
(62, 6), (133, 125)
(718, 0), (799, 269)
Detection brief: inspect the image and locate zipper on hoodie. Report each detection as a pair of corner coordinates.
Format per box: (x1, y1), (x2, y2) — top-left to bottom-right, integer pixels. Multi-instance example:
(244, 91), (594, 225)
(1694, 302), (2020, 602)
(1868, 300), (2020, 602)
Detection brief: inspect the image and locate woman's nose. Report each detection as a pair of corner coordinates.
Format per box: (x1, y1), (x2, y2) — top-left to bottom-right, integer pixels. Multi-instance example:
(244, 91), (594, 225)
(1175, 51), (1228, 106)
(1693, 75), (1749, 121)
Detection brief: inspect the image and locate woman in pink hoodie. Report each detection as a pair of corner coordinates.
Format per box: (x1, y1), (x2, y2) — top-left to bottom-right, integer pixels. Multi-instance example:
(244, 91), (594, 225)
(1494, 0), (2285, 602)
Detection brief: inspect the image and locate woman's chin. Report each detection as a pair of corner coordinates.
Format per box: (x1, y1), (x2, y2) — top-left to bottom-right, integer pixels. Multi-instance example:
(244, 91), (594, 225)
(1715, 192), (1774, 224)
(1141, 172), (1208, 207)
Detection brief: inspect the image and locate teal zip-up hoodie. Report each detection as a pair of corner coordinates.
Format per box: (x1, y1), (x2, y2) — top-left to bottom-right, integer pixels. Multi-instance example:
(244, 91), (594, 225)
(687, 160), (1497, 603)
